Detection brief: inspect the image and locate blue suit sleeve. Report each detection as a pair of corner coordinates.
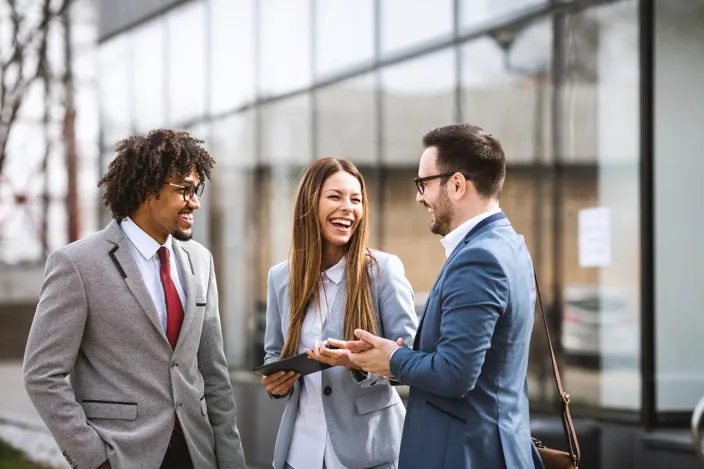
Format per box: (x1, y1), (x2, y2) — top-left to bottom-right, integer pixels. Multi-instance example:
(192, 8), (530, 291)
(389, 247), (508, 399)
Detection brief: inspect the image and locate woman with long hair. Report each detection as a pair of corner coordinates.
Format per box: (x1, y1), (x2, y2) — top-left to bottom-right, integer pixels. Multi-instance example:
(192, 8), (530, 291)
(261, 157), (417, 469)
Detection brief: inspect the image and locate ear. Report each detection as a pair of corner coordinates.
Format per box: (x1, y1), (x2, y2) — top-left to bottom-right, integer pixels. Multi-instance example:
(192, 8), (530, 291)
(449, 173), (468, 200)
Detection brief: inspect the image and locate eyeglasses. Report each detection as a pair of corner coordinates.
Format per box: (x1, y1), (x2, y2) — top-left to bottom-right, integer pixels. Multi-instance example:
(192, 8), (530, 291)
(165, 182), (205, 201)
(414, 172), (470, 195)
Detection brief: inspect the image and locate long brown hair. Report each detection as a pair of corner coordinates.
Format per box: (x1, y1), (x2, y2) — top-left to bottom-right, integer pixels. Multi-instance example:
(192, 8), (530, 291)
(280, 158), (378, 358)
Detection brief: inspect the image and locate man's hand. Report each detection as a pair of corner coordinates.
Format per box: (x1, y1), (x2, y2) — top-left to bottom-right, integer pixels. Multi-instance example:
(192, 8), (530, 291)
(305, 340), (356, 368)
(346, 329), (404, 377)
(328, 336), (404, 353)
(97, 461), (111, 469)
(261, 371), (300, 396)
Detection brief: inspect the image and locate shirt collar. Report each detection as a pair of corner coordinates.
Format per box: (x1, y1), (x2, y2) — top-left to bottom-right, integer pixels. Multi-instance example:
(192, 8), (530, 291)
(120, 217), (173, 261)
(440, 207), (502, 258)
(323, 256), (346, 285)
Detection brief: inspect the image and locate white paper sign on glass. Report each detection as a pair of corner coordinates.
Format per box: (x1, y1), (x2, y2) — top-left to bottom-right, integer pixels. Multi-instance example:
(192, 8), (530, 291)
(578, 207), (612, 268)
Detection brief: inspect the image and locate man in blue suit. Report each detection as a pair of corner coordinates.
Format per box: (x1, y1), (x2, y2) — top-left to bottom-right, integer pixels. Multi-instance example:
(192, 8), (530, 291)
(342, 124), (545, 469)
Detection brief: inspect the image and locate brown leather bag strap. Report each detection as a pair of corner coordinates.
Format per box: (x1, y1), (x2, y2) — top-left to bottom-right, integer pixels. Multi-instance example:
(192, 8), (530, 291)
(534, 272), (581, 465)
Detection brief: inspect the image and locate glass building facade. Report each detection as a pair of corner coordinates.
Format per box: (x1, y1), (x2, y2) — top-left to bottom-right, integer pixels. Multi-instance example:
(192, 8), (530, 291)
(96, 0), (704, 466)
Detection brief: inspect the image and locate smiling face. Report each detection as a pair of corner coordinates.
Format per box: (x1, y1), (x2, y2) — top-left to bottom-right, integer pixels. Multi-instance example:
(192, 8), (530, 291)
(318, 171), (364, 249)
(416, 146), (454, 236)
(133, 168), (201, 244)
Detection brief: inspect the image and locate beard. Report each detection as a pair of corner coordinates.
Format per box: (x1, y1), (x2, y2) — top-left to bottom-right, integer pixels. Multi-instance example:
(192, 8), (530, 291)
(172, 229), (193, 242)
(429, 188), (453, 236)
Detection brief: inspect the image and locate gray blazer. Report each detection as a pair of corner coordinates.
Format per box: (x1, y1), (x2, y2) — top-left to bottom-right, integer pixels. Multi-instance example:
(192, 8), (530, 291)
(264, 251), (418, 469)
(22, 220), (247, 469)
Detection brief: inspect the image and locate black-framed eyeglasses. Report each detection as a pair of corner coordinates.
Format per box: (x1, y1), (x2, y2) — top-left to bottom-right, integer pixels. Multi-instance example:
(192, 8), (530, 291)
(165, 182), (205, 201)
(414, 172), (470, 195)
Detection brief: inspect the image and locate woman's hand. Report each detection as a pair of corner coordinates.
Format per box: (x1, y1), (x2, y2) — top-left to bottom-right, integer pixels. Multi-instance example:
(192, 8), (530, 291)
(261, 370), (300, 396)
(305, 340), (357, 369)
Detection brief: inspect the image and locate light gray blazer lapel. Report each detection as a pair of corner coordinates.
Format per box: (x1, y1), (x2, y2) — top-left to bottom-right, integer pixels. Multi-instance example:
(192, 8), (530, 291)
(172, 242), (198, 353)
(105, 220), (169, 346)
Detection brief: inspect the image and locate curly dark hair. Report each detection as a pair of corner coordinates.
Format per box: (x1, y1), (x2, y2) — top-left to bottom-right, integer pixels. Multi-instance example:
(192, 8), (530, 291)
(98, 129), (215, 219)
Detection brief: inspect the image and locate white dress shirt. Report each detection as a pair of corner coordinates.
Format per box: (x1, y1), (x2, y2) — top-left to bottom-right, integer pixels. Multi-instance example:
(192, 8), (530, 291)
(286, 256), (348, 469)
(120, 217), (186, 331)
(439, 207), (502, 258)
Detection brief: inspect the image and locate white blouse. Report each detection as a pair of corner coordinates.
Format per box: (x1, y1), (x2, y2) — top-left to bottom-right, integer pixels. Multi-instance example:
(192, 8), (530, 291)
(286, 256), (348, 469)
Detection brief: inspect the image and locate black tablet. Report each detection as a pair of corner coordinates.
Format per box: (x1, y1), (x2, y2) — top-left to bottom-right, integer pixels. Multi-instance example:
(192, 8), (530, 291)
(253, 352), (334, 377)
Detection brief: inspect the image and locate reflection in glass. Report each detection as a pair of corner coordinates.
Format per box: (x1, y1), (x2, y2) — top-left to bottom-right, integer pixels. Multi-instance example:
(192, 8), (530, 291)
(315, 0), (374, 78)
(98, 35), (131, 148)
(132, 19), (165, 132)
(558, 1), (641, 411)
(210, 112), (258, 367)
(258, 0), (312, 96)
(209, 0), (255, 115)
(380, 0), (453, 56)
(460, 0), (546, 30)
(167, 1), (206, 125)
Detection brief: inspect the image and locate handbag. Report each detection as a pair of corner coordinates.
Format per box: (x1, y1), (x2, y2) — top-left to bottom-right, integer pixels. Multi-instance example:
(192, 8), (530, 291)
(532, 273), (581, 469)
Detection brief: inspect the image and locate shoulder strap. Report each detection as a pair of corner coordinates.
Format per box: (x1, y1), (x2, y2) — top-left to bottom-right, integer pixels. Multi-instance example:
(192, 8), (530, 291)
(534, 272), (581, 465)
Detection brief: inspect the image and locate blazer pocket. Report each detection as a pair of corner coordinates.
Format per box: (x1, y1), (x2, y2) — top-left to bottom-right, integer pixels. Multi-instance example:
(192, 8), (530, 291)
(354, 388), (401, 415)
(199, 395), (207, 416)
(82, 400), (138, 420)
(425, 401), (466, 424)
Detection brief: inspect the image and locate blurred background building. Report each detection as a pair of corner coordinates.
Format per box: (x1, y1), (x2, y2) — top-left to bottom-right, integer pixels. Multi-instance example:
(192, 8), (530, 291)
(2, 0), (704, 468)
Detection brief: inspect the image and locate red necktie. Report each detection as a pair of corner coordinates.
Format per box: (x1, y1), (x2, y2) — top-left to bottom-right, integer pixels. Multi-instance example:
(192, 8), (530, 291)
(158, 247), (184, 349)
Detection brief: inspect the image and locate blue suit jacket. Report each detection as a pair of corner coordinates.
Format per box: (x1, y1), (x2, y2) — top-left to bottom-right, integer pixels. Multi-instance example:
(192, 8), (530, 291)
(390, 212), (545, 469)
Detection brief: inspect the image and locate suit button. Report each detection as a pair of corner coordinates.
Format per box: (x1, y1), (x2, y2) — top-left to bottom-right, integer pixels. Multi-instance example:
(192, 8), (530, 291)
(170, 361), (178, 369)
(324, 386), (332, 396)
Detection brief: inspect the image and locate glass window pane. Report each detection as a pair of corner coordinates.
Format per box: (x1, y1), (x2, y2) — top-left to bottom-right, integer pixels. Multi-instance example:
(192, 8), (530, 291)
(315, 0), (374, 78)
(654, 0), (704, 412)
(461, 17), (552, 165)
(381, 0), (453, 56)
(460, 0), (546, 31)
(258, 0), (312, 97)
(132, 19), (165, 132)
(210, 0), (255, 114)
(167, 0), (207, 125)
(260, 94), (312, 265)
(382, 49), (456, 167)
(99, 35), (131, 148)
(316, 73), (377, 165)
(210, 112), (258, 367)
(557, 1), (641, 411)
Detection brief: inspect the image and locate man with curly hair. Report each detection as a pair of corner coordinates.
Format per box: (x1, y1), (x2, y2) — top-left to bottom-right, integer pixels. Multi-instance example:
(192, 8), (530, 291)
(22, 129), (247, 469)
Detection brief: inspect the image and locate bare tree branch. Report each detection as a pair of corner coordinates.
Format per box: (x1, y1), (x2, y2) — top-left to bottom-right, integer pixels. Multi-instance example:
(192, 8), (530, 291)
(0, 0), (72, 173)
